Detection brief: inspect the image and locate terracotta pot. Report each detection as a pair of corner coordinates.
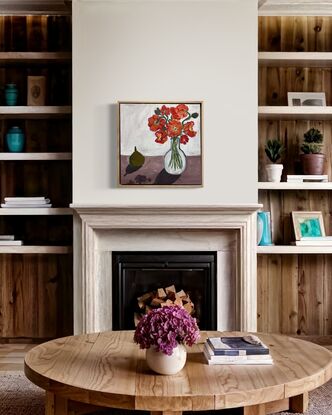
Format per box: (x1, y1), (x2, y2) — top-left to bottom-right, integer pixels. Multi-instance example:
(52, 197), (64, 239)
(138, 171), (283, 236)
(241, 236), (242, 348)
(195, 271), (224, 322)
(301, 154), (325, 175)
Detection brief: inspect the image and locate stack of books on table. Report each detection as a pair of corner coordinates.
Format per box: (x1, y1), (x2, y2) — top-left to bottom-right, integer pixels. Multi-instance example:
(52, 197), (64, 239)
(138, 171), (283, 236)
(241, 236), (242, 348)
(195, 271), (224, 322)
(295, 236), (332, 246)
(0, 235), (23, 246)
(203, 335), (273, 365)
(1, 197), (52, 208)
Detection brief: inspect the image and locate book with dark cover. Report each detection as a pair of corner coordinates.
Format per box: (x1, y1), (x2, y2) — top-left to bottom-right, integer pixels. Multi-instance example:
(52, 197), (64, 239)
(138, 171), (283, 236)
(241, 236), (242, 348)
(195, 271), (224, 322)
(207, 335), (269, 356)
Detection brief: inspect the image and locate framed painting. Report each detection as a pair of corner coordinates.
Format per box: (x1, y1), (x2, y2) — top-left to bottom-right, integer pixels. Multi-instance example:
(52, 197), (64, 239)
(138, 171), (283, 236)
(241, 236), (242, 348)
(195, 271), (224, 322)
(292, 211), (326, 240)
(118, 101), (203, 186)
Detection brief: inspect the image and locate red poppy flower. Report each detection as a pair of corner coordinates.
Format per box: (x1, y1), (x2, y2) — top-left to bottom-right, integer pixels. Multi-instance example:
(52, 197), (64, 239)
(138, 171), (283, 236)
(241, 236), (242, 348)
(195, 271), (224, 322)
(183, 121), (197, 138)
(160, 105), (171, 116)
(171, 104), (189, 120)
(155, 130), (168, 144)
(167, 119), (183, 138)
(180, 135), (189, 144)
(148, 114), (166, 132)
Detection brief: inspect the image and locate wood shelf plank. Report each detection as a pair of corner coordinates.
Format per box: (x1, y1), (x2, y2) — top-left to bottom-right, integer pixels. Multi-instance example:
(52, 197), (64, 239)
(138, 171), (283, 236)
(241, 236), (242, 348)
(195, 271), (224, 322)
(0, 153), (72, 161)
(259, 106), (332, 120)
(257, 245), (332, 254)
(258, 182), (332, 190)
(0, 208), (72, 216)
(0, 52), (72, 64)
(0, 246), (72, 254)
(259, 52), (332, 67)
(0, 106), (71, 119)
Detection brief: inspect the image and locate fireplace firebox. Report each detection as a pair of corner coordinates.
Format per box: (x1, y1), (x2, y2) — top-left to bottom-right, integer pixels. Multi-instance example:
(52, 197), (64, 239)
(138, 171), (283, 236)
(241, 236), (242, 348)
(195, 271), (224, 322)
(112, 252), (217, 330)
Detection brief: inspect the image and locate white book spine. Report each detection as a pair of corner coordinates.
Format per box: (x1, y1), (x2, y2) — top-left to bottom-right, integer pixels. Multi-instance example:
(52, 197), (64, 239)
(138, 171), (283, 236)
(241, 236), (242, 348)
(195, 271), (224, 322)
(0, 240), (23, 246)
(0, 235), (15, 240)
(1, 204), (52, 208)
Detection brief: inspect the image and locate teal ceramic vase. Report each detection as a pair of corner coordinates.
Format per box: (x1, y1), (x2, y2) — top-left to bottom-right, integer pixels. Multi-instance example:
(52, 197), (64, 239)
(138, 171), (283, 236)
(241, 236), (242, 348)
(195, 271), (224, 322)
(5, 83), (18, 106)
(257, 211), (273, 246)
(6, 126), (25, 152)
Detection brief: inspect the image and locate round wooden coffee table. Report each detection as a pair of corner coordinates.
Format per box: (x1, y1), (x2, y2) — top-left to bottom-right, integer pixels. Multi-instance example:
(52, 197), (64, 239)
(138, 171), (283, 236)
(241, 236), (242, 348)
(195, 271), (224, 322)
(24, 331), (332, 415)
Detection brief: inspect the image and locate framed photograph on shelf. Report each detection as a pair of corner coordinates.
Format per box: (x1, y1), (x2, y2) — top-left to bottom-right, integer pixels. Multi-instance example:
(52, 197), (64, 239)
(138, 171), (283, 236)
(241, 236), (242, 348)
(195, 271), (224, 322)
(292, 211), (326, 240)
(118, 101), (203, 186)
(287, 92), (326, 107)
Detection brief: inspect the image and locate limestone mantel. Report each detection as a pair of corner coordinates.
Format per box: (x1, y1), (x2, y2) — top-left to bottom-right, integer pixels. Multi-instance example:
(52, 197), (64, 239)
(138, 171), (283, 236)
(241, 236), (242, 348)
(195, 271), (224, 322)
(72, 204), (261, 334)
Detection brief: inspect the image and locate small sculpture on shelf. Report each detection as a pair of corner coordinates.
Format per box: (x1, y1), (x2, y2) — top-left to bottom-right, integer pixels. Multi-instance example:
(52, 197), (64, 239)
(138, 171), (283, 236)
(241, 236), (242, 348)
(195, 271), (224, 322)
(264, 138), (284, 182)
(301, 128), (325, 175)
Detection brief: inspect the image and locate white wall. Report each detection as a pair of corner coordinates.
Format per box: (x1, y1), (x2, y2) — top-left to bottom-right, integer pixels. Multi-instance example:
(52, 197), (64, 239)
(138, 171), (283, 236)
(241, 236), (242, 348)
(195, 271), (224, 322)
(73, 0), (258, 205)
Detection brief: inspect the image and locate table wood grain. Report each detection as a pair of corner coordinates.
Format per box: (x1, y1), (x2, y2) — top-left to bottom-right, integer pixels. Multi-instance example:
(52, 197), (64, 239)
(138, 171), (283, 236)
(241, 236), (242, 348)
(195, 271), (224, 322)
(24, 331), (332, 415)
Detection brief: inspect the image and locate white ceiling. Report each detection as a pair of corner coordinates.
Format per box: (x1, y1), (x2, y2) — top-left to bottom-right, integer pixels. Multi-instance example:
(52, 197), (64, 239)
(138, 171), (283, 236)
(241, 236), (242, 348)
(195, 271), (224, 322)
(259, 0), (332, 16)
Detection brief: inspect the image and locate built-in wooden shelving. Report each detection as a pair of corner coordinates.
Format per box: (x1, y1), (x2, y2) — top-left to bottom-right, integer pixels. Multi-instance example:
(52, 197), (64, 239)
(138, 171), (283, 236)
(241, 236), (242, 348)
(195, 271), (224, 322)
(0, 246), (72, 254)
(258, 182), (332, 190)
(0, 106), (72, 118)
(0, 52), (72, 64)
(0, 208), (72, 215)
(259, 106), (332, 120)
(0, 152), (72, 161)
(259, 52), (332, 67)
(257, 245), (332, 254)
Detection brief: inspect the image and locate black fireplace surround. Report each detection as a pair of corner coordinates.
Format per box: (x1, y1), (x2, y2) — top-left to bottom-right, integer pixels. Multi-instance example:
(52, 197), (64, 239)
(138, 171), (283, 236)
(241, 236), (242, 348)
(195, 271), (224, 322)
(112, 251), (217, 330)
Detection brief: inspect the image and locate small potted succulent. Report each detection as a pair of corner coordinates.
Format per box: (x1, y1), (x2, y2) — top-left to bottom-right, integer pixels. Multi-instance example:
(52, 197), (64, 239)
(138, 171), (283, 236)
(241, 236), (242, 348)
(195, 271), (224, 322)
(134, 305), (200, 375)
(265, 139), (285, 182)
(301, 128), (325, 175)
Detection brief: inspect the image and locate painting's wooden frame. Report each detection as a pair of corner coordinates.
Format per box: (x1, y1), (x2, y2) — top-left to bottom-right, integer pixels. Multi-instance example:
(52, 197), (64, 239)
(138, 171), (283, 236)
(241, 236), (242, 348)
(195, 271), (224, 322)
(117, 101), (203, 187)
(292, 211), (326, 240)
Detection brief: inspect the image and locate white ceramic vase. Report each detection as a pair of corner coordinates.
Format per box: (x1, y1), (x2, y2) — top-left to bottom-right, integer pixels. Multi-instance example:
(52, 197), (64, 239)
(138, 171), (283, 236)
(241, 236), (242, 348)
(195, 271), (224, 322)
(146, 344), (187, 375)
(266, 164), (283, 182)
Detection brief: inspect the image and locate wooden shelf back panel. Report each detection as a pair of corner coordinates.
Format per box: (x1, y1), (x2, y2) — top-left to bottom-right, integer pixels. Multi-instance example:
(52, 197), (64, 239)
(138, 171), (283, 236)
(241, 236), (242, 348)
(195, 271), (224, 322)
(258, 254), (332, 336)
(0, 253), (73, 338)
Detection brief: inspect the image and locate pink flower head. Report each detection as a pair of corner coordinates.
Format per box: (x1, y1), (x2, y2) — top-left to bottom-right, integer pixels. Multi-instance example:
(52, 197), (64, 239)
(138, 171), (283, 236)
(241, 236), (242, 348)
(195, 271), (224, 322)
(133, 305), (200, 355)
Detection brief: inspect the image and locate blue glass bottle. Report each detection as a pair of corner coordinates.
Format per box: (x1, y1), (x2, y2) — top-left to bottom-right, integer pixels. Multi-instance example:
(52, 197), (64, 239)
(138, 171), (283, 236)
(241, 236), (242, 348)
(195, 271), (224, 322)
(6, 126), (25, 152)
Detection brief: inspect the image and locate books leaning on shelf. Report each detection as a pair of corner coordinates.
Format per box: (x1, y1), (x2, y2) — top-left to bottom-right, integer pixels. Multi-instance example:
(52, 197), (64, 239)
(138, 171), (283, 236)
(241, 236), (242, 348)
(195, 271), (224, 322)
(1, 197), (52, 208)
(203, 335), (273, 365)
(295, 236), (332, 246)
(287, 174), (328, 183)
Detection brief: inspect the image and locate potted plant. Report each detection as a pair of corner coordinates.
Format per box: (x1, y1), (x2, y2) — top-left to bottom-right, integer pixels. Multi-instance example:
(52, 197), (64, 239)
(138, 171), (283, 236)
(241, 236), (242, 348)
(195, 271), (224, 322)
(265, 139), (285, 182)
(301, 128), (325, 175)
(134, 305), (200, 375)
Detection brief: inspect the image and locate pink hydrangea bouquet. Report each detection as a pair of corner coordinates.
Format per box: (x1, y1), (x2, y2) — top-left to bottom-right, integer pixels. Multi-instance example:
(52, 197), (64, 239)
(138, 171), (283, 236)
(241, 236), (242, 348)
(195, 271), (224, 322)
(134, 305), (200, 355)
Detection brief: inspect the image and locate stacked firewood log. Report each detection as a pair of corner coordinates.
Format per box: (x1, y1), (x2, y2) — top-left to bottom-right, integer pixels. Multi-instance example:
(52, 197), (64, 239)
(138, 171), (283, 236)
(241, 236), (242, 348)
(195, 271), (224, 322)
(135, 285), (195, 326)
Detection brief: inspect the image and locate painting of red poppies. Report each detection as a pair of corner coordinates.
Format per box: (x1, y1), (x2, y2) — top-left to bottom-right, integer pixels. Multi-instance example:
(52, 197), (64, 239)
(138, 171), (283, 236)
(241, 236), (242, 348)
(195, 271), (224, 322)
(118, 102), (202, 186)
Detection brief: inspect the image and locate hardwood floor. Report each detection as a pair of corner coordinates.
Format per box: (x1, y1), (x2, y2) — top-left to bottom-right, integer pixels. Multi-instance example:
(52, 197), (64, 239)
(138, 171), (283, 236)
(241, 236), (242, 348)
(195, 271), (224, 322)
(0, 343), (35, 371)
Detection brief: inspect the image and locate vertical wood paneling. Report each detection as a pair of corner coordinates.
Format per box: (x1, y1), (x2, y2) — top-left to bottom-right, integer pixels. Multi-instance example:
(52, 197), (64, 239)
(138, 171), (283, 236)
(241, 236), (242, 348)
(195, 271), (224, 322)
(258, 16), (332, 337)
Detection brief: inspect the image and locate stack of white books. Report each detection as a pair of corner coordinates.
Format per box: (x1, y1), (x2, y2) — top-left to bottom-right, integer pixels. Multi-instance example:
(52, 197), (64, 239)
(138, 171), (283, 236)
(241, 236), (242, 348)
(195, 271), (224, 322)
(1, 197), (52, 208)
(0, 235), (23, 246)
(287, 174), (328, 183)
(295, 236), (332, 246)
(203, 335), (273, 365)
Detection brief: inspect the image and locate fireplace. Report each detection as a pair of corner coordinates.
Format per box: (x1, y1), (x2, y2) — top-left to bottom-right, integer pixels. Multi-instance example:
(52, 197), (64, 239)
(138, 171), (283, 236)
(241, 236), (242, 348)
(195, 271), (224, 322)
(72, 205), (260, 334)
(112, 251), (217, 330)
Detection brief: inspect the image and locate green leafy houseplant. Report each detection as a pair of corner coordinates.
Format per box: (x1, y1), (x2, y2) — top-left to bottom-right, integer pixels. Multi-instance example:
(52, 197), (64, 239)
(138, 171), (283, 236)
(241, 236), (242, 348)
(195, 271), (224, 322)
(301, 128), (325, 175)
(301, 128), (323, 154)
(264, 139), (285, 182)
(265, 139), (285, 163)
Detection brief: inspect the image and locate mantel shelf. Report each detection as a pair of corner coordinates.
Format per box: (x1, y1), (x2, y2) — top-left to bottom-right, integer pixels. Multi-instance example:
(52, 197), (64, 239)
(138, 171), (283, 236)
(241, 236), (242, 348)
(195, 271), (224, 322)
(0, 52), (72, 64)
(0, 246), (72, 254)
(0, 208), (72, 215)
(0, 106), (71, 118)
(259, 106), (332, 120)
(0, 152), (72, 161)
(259, 52), (332, 67)
(258, 182), (332, 190)
(257, 245), (332, 254)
